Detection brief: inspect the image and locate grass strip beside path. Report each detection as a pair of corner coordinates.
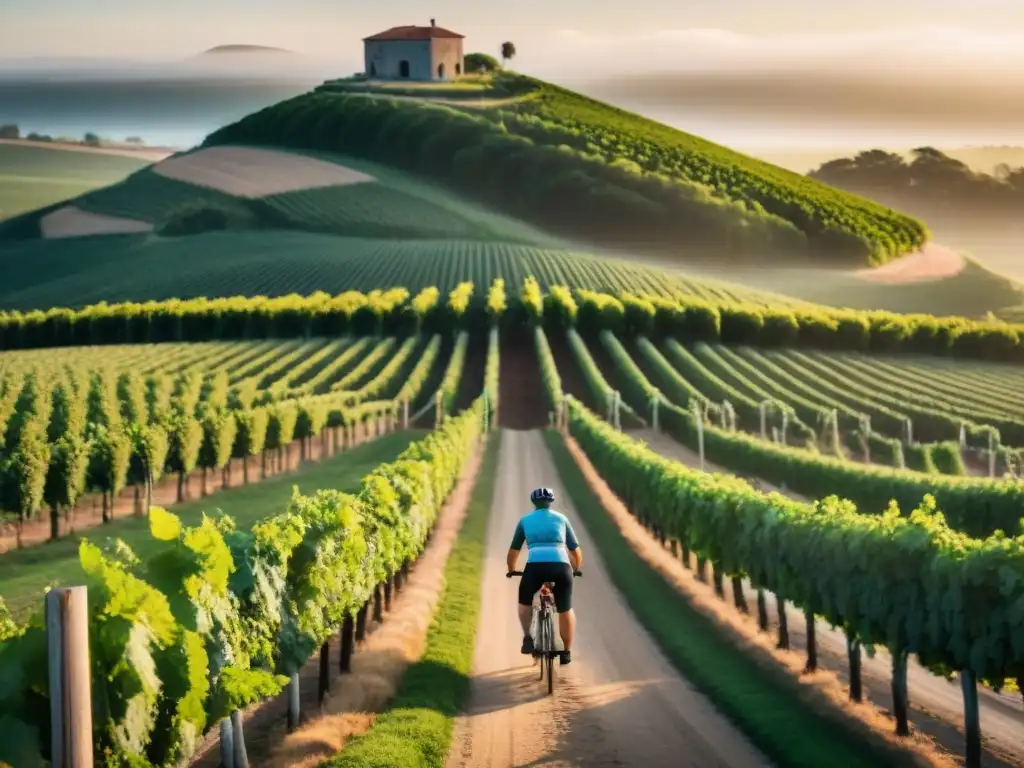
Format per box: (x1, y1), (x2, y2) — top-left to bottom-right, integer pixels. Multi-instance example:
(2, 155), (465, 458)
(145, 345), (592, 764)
(543, 429), (916, 768)
(326, 432), (500, 768)
(0, 430), (423, 615)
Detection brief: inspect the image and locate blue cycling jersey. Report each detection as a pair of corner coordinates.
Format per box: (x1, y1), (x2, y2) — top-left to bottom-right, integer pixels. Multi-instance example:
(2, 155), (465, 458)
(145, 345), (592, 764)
(510, 508), (580, 564)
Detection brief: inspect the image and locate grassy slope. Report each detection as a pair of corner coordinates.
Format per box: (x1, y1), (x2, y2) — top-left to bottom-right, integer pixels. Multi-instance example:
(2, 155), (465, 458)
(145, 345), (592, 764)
(343, 72), (924, 266)
(364, 77), (1020, 318)
(326, 432), (499, 768)
(542, 429), (913, 768)
(0, 74), (992, 316)
(477, 75), (924, 256)
(61, 149), (557, 246)
(0, 143), (151, 220)
(0, 231), (802, 312)
(0, 430), (420, 615)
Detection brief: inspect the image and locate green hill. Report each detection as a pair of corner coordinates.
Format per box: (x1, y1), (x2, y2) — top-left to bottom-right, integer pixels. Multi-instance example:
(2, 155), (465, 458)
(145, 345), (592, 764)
(0, 72), (937, 314)
(0, 139), (807, 311)
(218, 72), (927, 266)
(0, 143), (152, 220)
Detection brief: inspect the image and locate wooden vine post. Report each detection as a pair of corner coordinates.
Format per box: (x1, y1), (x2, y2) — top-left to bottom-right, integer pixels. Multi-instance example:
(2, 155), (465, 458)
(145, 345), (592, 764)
(46, 586), (94, 768)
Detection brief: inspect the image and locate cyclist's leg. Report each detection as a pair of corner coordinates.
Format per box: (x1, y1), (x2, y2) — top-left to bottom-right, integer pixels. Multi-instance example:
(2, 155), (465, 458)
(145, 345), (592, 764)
(518, 564), (543, 653)
(550, 563), (576, 661)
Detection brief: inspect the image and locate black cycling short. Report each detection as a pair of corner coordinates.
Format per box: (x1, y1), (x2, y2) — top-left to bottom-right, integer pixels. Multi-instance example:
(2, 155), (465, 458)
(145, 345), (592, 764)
(518, 561), (574, 612)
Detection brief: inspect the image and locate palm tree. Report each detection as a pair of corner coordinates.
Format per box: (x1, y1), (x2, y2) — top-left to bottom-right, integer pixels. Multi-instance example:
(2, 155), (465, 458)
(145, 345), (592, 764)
(500, 41), (516, 67)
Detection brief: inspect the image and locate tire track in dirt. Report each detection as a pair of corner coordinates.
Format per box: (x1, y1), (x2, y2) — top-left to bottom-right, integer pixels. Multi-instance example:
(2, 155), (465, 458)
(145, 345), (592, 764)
(446, 429), (769, 768)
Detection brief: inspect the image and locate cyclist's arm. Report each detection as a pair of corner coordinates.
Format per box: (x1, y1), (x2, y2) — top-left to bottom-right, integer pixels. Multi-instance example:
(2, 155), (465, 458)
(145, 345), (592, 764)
(507, 521), (526, 573)
(565, 520), (583, 570)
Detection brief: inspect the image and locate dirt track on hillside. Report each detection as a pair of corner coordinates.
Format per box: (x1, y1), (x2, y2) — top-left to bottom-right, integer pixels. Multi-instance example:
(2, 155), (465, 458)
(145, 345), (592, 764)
(39, 205), (153, 238)
(151, 146), (375, 197)
(445, 430), (768, 768)
(853, 243), (965, 284)
(631, 428), (1023, 768)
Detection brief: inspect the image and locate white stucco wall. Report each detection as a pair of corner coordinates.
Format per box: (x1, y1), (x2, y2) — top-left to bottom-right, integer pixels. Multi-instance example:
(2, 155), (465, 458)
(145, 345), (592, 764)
(364, 40), (433, 80)
(363, 37), (465, 80)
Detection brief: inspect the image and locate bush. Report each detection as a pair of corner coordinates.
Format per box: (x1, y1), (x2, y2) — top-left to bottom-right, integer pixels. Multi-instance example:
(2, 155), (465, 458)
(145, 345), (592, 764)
(931, 441), (967, 476)
(0, 124), (19, 139)
(157, 203), (252, 236)
(464, 52), (499, 73)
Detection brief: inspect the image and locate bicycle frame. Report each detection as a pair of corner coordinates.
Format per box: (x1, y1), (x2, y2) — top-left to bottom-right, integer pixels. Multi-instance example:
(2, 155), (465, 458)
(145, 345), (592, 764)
(534, 583), (558, 693)
(507, 569), (581, 696)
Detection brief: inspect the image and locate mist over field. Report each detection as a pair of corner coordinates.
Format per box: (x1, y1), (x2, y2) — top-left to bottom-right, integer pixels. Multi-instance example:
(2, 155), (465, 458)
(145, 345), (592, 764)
(547, 27), (1024, 152)
(0, 52), (333, 147)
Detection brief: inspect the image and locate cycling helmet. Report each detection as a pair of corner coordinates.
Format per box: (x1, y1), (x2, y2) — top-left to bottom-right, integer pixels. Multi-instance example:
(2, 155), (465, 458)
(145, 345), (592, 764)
(530, 487), (555, 504)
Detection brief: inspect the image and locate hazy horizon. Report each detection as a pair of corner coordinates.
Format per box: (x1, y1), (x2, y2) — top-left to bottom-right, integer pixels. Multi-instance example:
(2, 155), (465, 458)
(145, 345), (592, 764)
(3, 14), (1024, 153)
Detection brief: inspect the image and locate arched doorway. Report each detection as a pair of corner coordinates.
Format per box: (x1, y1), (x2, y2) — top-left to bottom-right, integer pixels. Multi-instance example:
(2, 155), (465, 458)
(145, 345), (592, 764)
(455, 62), (461, 76)
(437, 62), (446, 79)
(399, 60), (410, 78)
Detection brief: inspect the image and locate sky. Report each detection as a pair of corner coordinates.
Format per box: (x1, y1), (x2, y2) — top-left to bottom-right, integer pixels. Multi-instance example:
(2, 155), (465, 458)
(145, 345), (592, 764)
(2, 0), (1024, 66)
(3, 0), (1023, 151)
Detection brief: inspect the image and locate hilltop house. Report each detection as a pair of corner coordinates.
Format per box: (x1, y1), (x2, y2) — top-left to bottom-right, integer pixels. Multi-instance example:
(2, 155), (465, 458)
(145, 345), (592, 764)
(363, 20), (465, 81)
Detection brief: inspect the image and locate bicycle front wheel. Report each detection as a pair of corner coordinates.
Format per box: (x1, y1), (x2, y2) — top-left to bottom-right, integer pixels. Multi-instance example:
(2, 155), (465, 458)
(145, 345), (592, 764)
(535, 609), (546, 680)
(543, 612), (556, 694)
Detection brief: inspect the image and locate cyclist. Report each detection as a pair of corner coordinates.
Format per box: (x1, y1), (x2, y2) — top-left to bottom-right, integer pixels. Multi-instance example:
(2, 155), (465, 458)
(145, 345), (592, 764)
(506, 487), (583, 665)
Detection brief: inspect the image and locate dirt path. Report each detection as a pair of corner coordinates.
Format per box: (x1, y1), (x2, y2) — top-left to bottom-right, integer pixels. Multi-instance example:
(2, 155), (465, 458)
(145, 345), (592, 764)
(446, 430), (768, 768)
(499, 331), (549, 430)
(630, 428), (1024, 767)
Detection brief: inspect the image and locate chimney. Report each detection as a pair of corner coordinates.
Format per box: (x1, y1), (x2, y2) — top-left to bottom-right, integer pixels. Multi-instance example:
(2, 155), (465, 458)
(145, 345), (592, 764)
(430, 18), (436, 27)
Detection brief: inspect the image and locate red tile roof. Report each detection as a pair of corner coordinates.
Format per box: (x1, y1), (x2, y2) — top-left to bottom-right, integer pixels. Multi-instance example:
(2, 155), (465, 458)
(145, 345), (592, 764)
(363, 25), (464, 42)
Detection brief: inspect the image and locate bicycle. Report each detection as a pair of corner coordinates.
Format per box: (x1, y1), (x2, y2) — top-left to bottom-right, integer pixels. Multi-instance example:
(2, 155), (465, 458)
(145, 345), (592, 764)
(507, 569), (582, 695)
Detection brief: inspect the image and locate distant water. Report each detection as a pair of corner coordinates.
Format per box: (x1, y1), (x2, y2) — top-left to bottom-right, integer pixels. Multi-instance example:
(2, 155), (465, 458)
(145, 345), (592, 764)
(0, 77), (319, 149)
(3, 71), (1022, 158)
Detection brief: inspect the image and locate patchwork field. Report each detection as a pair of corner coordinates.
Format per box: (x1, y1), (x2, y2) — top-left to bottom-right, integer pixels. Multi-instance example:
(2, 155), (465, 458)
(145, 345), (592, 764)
(0, 142), (154, 220)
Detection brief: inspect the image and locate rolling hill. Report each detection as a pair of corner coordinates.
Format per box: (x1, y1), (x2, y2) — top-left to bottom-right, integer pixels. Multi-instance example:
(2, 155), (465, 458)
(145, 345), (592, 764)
(0, 138), (811, 311)
(6, 70), (1018, 320)
(201, 44), (292, 55)
(0, 142), (154, 220)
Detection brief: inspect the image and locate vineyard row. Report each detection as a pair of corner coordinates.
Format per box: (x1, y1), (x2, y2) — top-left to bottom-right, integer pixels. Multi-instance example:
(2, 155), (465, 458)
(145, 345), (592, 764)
(3, 279), (1024, 365)
(0, 333), (450, 542)
(540, 324), (1024, 540)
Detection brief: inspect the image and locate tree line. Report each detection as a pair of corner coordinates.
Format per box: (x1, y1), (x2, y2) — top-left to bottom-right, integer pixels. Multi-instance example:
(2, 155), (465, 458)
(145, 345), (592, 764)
(810, 147), (1024, 223)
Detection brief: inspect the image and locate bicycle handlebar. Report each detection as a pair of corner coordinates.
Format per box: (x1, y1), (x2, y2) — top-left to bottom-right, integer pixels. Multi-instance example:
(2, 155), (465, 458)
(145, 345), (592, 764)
(506, 570), (583, 577)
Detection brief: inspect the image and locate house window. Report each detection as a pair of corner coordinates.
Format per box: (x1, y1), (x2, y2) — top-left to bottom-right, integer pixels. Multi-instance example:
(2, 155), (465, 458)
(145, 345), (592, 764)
(437, 63), (446, 79)
(370, 62), (376, 77)
(399, 60), (410, 78)
(455, 63), (461, 76)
